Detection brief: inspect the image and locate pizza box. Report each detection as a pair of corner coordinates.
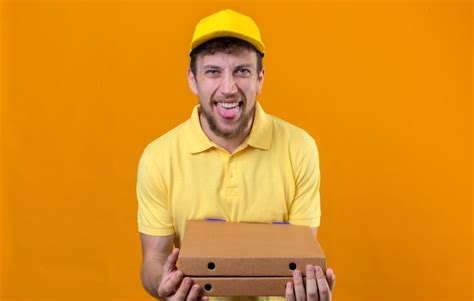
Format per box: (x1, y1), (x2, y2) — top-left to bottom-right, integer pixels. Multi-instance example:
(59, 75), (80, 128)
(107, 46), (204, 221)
(178, 220), (326, 296)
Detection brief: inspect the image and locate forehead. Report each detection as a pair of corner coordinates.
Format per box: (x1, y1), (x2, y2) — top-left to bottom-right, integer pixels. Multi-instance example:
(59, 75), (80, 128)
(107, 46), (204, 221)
(196, 48), (257, 68)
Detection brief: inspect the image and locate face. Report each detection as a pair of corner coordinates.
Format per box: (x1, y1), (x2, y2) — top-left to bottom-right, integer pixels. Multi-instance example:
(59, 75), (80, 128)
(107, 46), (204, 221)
(188, 48), (264, 139)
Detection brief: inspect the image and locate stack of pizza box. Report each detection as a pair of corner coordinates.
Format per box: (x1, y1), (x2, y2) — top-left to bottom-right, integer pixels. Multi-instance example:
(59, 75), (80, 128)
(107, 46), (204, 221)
(178, 220), (327, 296)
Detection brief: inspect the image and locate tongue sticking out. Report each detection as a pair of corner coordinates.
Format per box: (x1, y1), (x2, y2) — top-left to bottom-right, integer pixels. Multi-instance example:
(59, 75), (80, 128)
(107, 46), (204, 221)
(217, 105), (239, 119)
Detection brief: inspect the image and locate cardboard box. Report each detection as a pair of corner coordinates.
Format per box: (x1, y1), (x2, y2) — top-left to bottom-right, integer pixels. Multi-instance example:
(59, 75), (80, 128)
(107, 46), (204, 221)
(192, 277), (294, 297)
(179, 220), (326, 296)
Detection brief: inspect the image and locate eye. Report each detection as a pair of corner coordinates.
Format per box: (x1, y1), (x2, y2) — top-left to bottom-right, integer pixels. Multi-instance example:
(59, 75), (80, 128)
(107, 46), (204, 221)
(236, 68), (251, 75)
(205, 69), (220, 76)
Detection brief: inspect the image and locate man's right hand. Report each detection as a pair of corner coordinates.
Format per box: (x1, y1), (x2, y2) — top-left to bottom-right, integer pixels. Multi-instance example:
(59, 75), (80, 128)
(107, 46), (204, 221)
(157, 248), (208, 301)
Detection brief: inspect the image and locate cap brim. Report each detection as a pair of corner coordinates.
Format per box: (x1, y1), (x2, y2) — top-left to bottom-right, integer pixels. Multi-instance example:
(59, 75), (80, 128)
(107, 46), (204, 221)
(190, 30), (265, 54)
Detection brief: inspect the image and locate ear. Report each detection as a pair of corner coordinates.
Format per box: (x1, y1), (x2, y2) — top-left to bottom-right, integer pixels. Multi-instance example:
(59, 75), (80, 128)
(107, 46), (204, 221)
(256, 67), (265, 95)
(187, 68), (198, 95)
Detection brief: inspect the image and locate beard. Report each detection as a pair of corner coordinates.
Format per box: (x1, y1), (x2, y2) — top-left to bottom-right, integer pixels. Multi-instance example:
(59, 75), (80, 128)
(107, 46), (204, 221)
(200, 92), (256, 139)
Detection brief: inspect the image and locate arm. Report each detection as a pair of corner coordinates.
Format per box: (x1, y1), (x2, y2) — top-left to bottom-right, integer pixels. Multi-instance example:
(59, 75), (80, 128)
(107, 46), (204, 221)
(288, 134), (321, 228)
(137, 150), (205, 300)
(286, 136), (331, 301)
(140, 233), (206, 300)
(140, 233), (175, 298)
(137, 150), (199, 299)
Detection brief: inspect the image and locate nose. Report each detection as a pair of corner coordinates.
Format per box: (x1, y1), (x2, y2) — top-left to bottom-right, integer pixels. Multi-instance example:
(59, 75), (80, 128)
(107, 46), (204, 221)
(220, 71), (238, 96)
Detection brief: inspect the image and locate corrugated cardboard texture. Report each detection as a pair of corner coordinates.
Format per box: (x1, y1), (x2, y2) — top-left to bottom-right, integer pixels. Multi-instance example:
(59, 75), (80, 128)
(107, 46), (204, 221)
(192, 277), (296, 296)
(179, 220), (326, 276)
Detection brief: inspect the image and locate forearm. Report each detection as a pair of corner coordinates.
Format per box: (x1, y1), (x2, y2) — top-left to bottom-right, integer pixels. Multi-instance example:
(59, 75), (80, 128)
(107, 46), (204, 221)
(141, 258), (165, 298)
(139, 233), (175, 299)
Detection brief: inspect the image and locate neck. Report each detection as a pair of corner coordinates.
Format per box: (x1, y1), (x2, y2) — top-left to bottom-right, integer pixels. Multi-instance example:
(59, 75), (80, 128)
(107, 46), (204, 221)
(199, 113), (253, 154)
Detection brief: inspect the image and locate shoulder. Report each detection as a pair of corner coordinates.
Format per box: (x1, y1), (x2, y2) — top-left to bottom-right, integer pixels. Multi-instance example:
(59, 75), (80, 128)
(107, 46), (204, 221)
(267, 115), (320, 174)
(140, 120), (189, 164)
(269, 114), (317, 148)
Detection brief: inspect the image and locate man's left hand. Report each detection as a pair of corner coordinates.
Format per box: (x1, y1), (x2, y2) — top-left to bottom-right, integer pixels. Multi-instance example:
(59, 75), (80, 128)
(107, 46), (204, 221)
(285, 265), (335, 301)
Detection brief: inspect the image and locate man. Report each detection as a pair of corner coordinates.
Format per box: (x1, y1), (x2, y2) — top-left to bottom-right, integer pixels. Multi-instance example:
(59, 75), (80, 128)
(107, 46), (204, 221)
(137, 9), (336, 301)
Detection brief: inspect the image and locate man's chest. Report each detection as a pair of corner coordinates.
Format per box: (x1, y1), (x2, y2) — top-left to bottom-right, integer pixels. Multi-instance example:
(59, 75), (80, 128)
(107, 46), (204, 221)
(166, 148), (296, 224)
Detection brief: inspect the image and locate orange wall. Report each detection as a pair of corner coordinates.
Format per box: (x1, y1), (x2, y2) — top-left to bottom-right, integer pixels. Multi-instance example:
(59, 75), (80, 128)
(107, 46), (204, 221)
(1, 1), (472, 301)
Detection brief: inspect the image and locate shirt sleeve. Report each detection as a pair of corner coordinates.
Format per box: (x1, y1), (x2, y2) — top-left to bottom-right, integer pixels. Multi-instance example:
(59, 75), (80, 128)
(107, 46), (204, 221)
(289, 134), (321, 228)
(136, 148), (175, 236)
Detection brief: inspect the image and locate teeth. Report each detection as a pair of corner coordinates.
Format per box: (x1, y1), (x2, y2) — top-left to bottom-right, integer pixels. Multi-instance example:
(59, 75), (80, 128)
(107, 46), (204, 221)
(218, 102), (239, 109)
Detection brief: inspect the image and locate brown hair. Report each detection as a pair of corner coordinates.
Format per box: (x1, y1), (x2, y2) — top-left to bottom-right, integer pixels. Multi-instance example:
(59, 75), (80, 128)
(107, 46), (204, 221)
(189, 37), (263, 76)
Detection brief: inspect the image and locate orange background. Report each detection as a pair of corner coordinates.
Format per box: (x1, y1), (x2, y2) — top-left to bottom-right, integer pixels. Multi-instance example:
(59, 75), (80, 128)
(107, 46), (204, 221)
(1, 1), (472, 301)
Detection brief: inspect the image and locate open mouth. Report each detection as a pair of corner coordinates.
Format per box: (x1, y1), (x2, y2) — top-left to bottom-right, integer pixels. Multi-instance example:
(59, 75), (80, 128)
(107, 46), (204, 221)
(213, 101), (244, 119)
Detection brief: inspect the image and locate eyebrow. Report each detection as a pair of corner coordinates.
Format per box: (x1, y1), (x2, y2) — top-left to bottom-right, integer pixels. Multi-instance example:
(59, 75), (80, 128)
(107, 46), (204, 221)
(235, 64), (253, 69)
(203, 64), (222, 69)
(202, 64), (254, 70)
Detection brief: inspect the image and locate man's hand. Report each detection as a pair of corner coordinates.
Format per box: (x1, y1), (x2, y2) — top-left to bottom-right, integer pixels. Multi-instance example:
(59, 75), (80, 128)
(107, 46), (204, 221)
(156, 248), (208, 301)
(285, 265), (335, 301)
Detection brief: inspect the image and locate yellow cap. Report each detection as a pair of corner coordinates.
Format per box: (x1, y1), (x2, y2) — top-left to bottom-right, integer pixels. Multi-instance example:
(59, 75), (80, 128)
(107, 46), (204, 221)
(190, 9), (265, 54)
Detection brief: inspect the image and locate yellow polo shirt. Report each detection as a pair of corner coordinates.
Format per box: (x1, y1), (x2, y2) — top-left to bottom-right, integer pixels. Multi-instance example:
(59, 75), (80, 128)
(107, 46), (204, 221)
(137, 102), (321, 247)
(137, 103), (321, 301)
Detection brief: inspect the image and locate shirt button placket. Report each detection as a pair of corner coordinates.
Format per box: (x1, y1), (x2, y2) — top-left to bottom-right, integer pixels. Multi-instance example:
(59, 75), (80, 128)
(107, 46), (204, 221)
(225, 156), (239, 201)
(229, 157), (238, 184)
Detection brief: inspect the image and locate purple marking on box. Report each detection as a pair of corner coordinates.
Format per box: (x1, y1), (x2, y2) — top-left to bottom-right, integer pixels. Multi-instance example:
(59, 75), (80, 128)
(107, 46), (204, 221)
(205, 218), (226, 222)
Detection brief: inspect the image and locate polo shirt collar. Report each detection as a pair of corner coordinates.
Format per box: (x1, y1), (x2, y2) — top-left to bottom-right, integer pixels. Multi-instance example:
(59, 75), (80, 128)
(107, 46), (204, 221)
(187, 105), (214, 154)
(187, 101), (273, 154)
(247, 102), (273, 150)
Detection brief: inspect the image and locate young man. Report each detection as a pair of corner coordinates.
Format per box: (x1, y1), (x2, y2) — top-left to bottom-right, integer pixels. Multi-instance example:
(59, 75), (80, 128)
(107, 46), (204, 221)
(137, 9), (335, 301)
